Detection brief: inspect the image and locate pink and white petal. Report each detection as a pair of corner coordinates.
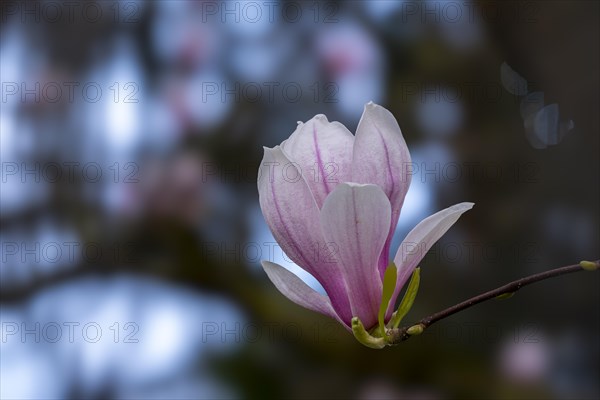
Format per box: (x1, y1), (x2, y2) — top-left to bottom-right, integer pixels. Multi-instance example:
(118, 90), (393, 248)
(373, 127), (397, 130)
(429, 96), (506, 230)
(386, 202), (474, 315)
(320, 182), (391, 329)
(262, 261), (344, 324)
(281, 115), (355, 209)
(258, 146), (352, 322)
(258, 146), (319, 269)
(351, 102), (412, 276)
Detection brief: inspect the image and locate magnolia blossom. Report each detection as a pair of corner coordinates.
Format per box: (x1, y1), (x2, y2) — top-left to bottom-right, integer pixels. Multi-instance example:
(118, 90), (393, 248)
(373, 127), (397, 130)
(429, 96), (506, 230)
(258, 102), (473, 331)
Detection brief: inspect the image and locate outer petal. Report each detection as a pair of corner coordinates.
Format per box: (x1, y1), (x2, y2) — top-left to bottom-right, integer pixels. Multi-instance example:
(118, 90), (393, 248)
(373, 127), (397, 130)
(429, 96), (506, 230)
(258, 146), (352, 322)
(351, 102), (412, 276)
(281, 115), (355, 209)
(320, 182), (391, 329)
(262, 261), (345, 325)
(387, 202), (474, 315)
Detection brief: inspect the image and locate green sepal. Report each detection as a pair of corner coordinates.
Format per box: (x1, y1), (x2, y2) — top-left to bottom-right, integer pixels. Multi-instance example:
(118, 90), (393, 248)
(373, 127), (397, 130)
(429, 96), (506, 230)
(390, 267), (421, 329)
(377, 263), (398, 336)
(351, 317), (386, 349)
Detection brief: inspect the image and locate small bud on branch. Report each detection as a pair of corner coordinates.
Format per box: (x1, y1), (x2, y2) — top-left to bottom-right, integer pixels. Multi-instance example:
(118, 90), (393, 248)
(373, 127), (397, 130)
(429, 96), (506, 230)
(384, 260), (599, 346)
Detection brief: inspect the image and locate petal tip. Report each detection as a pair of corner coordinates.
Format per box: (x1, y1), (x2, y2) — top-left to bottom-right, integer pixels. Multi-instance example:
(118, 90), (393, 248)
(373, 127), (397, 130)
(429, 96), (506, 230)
(342, 181), (379, 189)
(364, 101), (384, 111)
(460, 202), (475, 210)
(261, 260), (289, 279)
(312, 114), (329, 123)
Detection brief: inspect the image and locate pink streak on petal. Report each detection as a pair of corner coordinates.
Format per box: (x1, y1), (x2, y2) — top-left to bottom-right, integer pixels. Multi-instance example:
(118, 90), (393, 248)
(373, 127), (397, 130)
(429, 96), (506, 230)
(320, 182), (391, 329)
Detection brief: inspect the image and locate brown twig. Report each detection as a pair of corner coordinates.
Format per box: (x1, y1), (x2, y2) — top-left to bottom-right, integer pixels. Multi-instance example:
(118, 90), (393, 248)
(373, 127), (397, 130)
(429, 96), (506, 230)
(386, 260), (599, 345)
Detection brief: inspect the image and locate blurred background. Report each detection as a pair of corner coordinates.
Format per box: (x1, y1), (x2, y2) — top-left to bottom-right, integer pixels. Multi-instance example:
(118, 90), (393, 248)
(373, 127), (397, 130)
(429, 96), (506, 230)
(1, 1), (598, 399)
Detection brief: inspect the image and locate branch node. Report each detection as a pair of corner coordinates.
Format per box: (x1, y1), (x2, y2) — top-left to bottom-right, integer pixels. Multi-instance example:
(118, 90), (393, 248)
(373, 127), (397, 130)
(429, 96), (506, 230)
(495, 292), (515, 300)
(383, 260), (598, 347)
